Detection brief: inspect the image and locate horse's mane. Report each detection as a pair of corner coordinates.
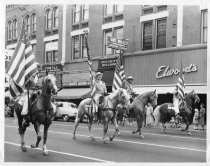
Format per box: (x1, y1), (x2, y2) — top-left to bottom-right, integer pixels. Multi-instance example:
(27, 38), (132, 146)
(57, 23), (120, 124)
(137, 91), (154, 100)
(109, 89), (120, 99)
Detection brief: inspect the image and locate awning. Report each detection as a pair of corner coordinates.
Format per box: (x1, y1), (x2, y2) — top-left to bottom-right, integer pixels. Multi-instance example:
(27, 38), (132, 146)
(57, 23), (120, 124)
(54, 88), (92, 100)
(133, 85), (207, 95)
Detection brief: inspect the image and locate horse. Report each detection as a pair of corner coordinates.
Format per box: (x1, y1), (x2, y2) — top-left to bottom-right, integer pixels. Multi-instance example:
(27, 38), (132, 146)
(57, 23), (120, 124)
(73, 88), (131, 144)
(153, 90), (200, 135)
(14, 74), (58, 155)
(128, 90), (158, 138)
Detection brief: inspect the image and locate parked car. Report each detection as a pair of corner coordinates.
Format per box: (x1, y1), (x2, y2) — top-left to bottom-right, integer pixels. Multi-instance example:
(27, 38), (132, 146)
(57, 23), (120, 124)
(53, 101), (78, 122)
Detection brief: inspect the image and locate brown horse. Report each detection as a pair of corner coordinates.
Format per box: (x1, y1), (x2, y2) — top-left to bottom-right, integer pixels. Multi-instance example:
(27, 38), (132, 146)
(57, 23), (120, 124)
(73, 88), (131, 144)
(14, 74), (57, 155)
(153, 90), (200, 135)
(129, 90), (158, 138)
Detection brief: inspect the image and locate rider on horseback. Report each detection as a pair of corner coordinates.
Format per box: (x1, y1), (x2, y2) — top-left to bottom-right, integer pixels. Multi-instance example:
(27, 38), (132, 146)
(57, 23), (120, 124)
(91, 72), (107, 118)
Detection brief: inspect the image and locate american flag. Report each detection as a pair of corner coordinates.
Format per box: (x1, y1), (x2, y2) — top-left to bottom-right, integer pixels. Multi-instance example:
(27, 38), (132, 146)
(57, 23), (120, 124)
(176, 63), (185, 106)
(112, 58), (125, 91)
(6, 20), (38, 97)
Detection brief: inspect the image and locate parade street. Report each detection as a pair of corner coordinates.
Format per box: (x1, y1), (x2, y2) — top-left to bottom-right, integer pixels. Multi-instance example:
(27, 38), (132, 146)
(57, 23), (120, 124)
(5, 117), (206, 163)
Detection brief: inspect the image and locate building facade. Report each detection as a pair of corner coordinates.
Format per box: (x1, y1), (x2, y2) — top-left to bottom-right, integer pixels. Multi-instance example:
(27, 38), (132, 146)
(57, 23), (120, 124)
(5, 4), (207, 104)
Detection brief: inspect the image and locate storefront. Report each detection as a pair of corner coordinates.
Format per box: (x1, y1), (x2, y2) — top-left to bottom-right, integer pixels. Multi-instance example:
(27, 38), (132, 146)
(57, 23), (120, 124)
(123, 44), (207, 105)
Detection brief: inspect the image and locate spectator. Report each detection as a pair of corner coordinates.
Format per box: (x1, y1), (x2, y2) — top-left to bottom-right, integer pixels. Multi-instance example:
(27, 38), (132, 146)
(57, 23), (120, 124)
(145, 103), (154, 128)
(199, 103), (206, 130)
(193, 108), (199, 130)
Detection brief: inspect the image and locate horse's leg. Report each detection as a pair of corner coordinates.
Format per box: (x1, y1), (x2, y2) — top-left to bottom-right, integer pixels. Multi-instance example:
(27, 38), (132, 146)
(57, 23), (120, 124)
(138, 113), (144, 138)
(181, 115), (191, 135)
(31, 122), (42, 148)
(162, 122), (167, 133)
(110, 113), (120, 141)
(132, 113), (140, 134)
(42, 124), (50, 155)
(102, 117), (109, 144)
(88, 116), (96, 141)
(72, 110), (84, 140)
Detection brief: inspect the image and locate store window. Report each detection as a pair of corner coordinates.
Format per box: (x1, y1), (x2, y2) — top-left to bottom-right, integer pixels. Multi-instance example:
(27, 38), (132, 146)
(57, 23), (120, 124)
(13, 19), (17, 38)
(73, 5), (80, 23)
(82, 5), (89, 21)
(201, 10), (208, 43)
(31, 13), (36, 33)
(53, 7), (59, 28)
(72, 35), (80, 59)
(105, 5), (113, 16)
(143, 21), (153, 50)
(156, 18), (166, 49)
(46, 9), (51, 29)
(25, 15), (30, 34)
(45, 40), (58, 63)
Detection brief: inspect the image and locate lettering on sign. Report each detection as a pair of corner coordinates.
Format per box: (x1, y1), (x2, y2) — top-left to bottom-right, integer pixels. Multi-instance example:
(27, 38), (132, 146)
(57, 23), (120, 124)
(156, 64), (198, 79)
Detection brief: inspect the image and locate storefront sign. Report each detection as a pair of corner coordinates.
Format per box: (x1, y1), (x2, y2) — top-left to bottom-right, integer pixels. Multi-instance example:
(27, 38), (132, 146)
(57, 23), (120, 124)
(107, 36), (128, 51)
(98, 57), (118, 70)
(42, 63), (62, 72)
(156, 64), (198, 79)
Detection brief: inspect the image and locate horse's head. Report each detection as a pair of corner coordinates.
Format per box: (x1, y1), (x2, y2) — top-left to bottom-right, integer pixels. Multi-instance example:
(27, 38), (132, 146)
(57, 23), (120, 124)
(186, 90), (200, 104)
(117, 88), (131, 107)
(42, 74), (58, 95)
(145, 90), (158, 108)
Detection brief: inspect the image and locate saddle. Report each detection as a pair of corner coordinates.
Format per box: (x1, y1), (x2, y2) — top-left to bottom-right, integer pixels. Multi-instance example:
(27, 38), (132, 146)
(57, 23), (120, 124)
(98, 96), (105, 107)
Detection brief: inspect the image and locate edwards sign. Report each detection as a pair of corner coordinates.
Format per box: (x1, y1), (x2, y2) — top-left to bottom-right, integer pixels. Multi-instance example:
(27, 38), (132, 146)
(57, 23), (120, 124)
(156, 64), (198, 79)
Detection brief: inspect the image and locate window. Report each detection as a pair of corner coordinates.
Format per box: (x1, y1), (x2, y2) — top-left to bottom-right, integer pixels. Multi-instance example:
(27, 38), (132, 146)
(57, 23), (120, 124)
(201, 10), (208, 43)
(115, 5), (124, 13)
(25, 15), (30, 34)
(31, 13), (36, 33)
(46, 9), (51, 29)
(8, 21), (12, 39)
(32, 44), (36, 56)
(104, 30), (112, 55)
(73, 36), (80, 59)
(53, 7), (59, 28)
(45, 40), (58, 63)
(105, 5), (113, 15)
(81, 34), (87, 58)
(82, 5), (89, 21)
(156, 18), (166, 49)
(52, 50), (58, 62)
(46, 51), (52, 63)
(143, 21), (153, 50)
(13, 19), (17, 38)
(114, 27), (123, 54)
(73, 5), (80, 23)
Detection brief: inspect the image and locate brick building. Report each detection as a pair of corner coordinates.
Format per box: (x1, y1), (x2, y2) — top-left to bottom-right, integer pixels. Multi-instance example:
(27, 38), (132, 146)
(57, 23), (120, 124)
(5, 4), (207, 105)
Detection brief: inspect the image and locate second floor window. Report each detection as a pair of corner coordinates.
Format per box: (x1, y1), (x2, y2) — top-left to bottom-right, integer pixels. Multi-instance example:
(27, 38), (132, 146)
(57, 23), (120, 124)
(13, 19), (17, 38)
(8, 21), (12, 40)
(115, 5), (124, 13)
(53, 7), (59, 28)
(73, 36), (80, 59)
(143, 21), (153, 50)
(25, 15), (30, 34)
(82, 5), (89, 21)
(81, 34), (88, 58)
(156, 18), (166, 49)
(46, 9), (51, 29)
(201, 10), (208, 43)
(31, 13), (37, 33)
(104, 30), (112, 55)
(73, 5), (80, 23)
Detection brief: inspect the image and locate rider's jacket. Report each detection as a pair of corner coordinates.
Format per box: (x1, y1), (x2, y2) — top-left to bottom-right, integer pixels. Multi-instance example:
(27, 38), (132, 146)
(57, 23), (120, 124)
(91, 80), (107, 97)
(123, 80), (134, 95)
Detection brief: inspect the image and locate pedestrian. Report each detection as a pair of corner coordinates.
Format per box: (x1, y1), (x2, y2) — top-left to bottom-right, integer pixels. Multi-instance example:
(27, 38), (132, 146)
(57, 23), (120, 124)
(90, 72), (107, 121)
(145, 103), (154, 128)
(199, 103), (206, 130)
(193, 108), (199, 130)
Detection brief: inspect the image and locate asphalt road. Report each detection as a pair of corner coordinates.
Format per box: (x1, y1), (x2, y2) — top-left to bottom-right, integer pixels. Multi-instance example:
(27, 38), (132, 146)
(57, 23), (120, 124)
(4, 117), (206, 163)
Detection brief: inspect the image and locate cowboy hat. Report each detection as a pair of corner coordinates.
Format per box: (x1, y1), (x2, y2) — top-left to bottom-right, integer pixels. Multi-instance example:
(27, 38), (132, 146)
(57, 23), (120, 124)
(94, 72), (103, 78)
(127, 76), (134, 80)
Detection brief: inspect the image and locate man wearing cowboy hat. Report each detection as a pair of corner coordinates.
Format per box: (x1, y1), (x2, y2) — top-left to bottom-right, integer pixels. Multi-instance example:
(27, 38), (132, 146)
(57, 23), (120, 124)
(123, 76), (135, 97)
(91, 72), (107, 115)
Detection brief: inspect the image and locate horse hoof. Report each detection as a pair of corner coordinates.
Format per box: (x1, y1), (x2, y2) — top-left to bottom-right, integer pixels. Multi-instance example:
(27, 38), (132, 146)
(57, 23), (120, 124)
(187, 132), (192, 136)
(21, 145), (27, 152)
(103, 141), (108, 144)
(72, 136), (76, 140)
(109, 136), (114, 142)
(139, 135), (144, 139)
(31, 144), (37, 148)
(43, 150), (49, 156)
(90, 137), (96, 141)
(132, 131), (135, 134)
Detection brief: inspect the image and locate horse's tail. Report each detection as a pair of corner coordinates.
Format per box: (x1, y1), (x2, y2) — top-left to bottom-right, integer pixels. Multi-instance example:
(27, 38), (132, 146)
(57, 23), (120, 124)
(153, 105), (161, 127)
